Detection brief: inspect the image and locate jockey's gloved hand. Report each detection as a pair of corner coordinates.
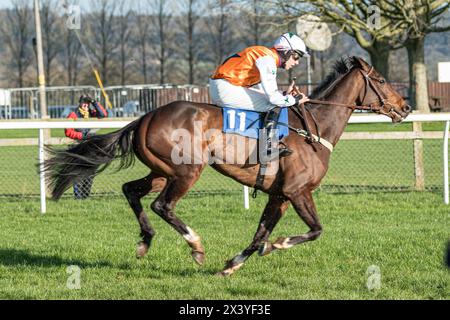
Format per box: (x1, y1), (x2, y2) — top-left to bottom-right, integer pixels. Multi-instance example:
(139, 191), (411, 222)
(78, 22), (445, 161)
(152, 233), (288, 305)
(294, 93), (309, 105)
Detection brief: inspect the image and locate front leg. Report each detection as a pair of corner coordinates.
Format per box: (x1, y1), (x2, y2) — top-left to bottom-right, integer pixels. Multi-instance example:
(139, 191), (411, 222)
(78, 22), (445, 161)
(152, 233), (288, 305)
(259, 190), (322, 256)
(217, 195), (290, 276)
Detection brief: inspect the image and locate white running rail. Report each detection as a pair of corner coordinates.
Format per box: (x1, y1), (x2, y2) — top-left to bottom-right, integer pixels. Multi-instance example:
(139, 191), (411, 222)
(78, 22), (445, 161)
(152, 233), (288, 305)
(1, 113), (449, 213)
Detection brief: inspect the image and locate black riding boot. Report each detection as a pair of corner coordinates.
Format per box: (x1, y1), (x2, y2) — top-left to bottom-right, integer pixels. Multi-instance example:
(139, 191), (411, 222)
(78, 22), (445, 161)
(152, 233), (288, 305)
(262, 107), (292, 162)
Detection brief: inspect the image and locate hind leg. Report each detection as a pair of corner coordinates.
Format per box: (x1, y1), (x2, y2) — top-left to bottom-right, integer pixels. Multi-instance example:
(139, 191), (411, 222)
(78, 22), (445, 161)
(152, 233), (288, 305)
(151, 171), (205, 265)
(218, 195), (289, 276)
(122, 172), (167, 258)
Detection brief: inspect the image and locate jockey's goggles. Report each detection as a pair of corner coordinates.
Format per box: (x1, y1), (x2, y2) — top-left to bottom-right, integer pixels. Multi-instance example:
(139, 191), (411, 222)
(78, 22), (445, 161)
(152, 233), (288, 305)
(292, 50), (305, 60)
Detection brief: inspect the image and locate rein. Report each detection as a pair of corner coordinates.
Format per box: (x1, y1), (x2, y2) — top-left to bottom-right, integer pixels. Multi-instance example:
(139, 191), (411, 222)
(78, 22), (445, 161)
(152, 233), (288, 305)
(304, 67), (396, 114)
(306, 99), (374, 110)
(286, 66), (397, 152)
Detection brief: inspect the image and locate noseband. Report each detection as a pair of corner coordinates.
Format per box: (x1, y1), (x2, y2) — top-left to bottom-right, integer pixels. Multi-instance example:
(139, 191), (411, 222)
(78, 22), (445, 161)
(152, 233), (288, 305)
(359, 66), (402, 118)
(289, 65), (402, 152)
(305, 65), (400, 119)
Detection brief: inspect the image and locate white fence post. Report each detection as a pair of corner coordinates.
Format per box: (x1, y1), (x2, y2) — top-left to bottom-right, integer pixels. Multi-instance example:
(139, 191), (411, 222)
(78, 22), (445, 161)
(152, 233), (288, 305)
(413, 121), (425, 191)
(39, 128), (46, 214)
(444, 121), (449, 205)
(243, 186), (249, 210)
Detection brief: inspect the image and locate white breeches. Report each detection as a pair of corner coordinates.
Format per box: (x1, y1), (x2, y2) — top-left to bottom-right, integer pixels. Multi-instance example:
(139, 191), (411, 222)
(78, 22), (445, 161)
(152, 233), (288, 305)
(209, 78), (273, 112)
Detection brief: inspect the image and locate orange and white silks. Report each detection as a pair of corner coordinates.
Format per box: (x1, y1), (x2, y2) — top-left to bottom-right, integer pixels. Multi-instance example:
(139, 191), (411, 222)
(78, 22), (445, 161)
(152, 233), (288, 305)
(212, 46), (280, 87)
(209, 46), (296, 112)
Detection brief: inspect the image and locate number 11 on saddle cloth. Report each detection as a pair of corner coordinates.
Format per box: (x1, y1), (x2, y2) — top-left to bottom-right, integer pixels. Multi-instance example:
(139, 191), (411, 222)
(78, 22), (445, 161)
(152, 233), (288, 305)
(222, 107), (289, 140)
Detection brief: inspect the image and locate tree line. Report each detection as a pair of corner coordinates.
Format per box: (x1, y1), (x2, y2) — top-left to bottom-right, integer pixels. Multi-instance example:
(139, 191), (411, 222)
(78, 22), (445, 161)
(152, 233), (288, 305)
(0, 0), (282, 88)
(0, 0), (448, 112)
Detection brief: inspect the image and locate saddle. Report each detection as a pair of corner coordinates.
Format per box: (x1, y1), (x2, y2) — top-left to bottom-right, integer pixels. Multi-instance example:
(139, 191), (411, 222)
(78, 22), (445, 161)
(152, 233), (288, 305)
(222, 107), (291, 198)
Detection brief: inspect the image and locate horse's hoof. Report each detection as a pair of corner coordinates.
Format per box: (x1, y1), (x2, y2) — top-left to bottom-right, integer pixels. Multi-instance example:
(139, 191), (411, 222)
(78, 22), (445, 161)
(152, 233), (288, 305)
(215, 270), (232, 277)
(258, 241), (273, 256)
(136, 242), (149, 258)
(216, 261), (243, 277)
(192, 250), (205, 265)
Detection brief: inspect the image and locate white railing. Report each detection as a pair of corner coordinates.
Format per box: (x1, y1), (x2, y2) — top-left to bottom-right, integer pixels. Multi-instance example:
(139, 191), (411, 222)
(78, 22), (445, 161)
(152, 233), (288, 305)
(1, 113), (449, 213)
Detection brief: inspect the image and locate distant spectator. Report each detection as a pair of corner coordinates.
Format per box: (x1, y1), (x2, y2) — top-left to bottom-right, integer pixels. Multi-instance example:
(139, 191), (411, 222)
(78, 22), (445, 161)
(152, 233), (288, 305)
(65, 94), (108, 199)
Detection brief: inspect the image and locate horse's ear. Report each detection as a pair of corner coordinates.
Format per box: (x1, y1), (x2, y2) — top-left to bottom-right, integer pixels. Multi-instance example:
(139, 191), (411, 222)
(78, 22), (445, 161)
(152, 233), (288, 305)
(353, 56), (371, 71)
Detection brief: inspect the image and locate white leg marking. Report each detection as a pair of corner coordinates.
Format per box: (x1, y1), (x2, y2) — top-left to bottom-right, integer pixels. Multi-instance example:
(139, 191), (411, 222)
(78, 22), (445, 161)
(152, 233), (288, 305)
(182, 226), (200, 243)
(273, 237), (293, 250)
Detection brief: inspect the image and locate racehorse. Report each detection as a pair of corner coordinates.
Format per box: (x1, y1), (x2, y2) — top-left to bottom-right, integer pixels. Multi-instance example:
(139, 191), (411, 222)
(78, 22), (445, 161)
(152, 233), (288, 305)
(44, 57), (411, 276)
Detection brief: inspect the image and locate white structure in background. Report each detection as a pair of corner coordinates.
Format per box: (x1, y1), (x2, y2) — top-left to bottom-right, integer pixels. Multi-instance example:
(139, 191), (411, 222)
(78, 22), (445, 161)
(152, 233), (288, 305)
(296, 15), (332, 94)
(438, 62), (450, 83)
(0, 89), (10, 106)
(0, 89), (11, 118)
(0, 89), (11, 119)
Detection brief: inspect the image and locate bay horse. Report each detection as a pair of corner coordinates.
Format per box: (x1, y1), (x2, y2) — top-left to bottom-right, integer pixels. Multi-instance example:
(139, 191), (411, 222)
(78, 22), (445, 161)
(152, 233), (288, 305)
(44, 57), (411, 276)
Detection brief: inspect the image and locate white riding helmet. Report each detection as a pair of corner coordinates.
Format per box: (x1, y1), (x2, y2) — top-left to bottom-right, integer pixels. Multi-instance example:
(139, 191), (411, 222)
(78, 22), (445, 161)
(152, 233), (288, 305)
(273, 32), (310, 58)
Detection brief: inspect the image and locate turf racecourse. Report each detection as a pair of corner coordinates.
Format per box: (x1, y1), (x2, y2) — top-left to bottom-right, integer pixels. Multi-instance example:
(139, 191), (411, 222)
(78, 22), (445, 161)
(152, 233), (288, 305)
(0, 192), (447, 299)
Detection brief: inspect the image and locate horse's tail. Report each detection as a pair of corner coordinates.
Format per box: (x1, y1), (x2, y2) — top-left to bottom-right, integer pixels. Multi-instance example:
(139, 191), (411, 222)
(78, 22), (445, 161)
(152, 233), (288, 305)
(44, 117), (143, 200)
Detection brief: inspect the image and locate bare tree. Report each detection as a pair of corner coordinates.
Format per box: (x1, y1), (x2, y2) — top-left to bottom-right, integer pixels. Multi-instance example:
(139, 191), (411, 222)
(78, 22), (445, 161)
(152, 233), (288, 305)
(150, 0), (175, 84)
(87, 0), (119, 85)
(249, 0), (262, 45)
(178, 0), (201, 84)
(240, 0), (264, 46)
(59, 0), (83, 86)
(235, 0), (277, 46)
(40, 0), (61, 85)
(382, 0), (450, 111)
(205, 0), (234, 65)
(134, 2), (152, 83)
(275, 0), (405, 80)
(62, 24), (82, 86)
(0, 0), (33, 88)
(117, 0), (132, 85)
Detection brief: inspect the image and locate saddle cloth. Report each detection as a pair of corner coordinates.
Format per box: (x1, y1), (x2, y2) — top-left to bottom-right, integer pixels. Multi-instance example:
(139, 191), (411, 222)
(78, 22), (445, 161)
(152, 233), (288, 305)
(222, 107), (289, 140)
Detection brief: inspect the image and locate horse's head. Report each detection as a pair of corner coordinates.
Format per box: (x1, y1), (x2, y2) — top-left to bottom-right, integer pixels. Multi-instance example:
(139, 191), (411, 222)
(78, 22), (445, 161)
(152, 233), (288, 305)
(354, 57), (411, 123)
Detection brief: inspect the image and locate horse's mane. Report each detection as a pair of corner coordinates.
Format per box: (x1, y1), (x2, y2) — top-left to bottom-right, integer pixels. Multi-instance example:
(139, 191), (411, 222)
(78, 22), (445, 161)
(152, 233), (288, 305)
(310, 56), (360, 100)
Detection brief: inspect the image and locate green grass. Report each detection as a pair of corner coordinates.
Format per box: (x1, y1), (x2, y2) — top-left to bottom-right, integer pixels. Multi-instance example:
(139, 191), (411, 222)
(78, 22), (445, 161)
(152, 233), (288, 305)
(343, 121), (447, 132)
(0, 192), (448, 299)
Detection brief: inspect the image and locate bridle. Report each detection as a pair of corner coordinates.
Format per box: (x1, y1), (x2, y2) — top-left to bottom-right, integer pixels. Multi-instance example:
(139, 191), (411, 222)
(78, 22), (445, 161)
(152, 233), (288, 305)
(287, 65), (407, 152)
(304, 66), (404, 120)
(358, 66), (405, 118)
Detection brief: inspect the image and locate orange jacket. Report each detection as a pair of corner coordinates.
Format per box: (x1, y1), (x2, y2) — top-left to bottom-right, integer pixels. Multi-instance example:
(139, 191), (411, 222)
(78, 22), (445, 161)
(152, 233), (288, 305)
(211, 46), (280, 87)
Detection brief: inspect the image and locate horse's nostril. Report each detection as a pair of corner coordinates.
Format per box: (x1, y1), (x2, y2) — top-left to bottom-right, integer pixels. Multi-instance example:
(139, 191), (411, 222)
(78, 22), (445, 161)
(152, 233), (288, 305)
(403, 105), (412, 113)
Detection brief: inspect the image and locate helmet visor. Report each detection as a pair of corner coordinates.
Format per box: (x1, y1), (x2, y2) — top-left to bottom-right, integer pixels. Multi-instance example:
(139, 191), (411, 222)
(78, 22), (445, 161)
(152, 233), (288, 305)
(297, 49), (306, 57)
(292, 50), (304, 60)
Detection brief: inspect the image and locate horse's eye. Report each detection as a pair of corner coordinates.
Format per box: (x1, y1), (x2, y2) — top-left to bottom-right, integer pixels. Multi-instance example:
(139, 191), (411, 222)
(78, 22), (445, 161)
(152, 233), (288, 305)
(379, 79), (386, 84)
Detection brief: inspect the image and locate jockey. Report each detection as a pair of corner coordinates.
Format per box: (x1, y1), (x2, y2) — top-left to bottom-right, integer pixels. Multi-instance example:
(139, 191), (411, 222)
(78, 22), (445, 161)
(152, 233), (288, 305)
(209, 32), (310, 159)
(65, 94), (108, 141)
(65, 94), (108, 199)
